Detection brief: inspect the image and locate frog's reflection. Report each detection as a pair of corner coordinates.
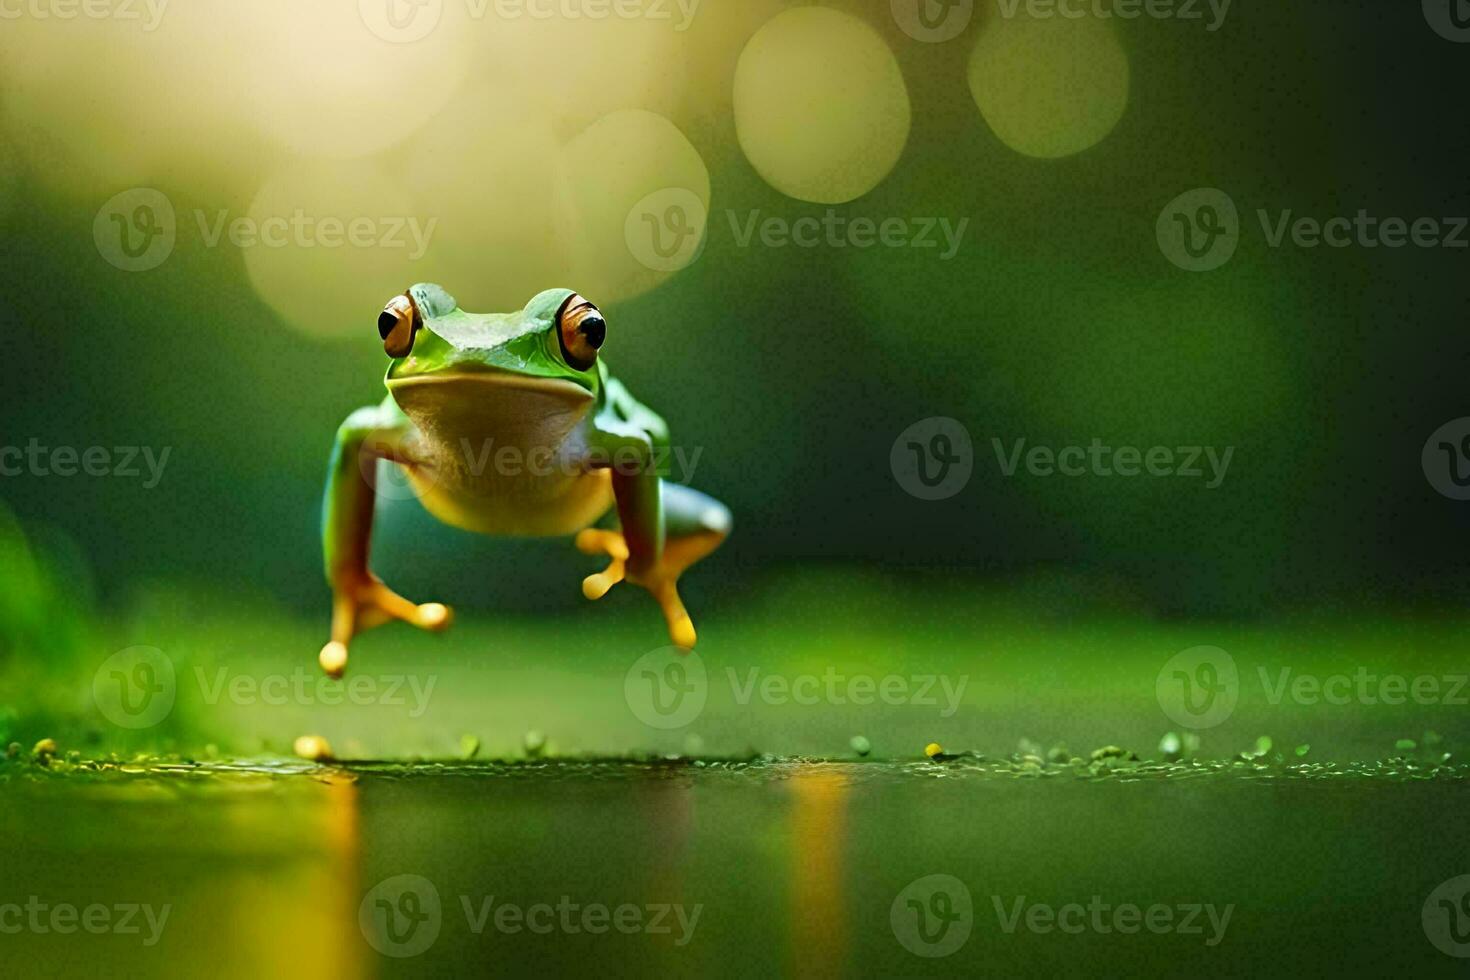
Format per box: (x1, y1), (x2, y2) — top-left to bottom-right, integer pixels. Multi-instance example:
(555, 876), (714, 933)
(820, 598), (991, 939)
(787, 768), (851, 978)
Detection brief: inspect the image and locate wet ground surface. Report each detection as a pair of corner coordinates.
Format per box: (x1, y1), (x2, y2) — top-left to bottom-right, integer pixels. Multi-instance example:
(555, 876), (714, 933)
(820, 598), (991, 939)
(3, 757), (1469, 977)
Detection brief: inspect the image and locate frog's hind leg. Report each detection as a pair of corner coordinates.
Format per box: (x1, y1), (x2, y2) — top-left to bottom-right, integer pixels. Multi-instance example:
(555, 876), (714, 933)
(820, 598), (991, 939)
(576, 481), (731, 649)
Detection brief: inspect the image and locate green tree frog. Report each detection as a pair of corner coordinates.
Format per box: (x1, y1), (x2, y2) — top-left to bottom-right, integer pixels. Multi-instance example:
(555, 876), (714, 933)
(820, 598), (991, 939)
(317, 284), (731, 678)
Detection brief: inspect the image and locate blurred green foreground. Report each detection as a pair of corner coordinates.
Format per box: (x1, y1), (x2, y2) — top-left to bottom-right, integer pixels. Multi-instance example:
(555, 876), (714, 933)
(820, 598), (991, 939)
(5, 512), (1470, 978)
(2, 502), (1468, 765)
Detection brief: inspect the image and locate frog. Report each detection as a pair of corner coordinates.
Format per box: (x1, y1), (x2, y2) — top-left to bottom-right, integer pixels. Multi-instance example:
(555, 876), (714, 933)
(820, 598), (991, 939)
(316, 283), (731, 679)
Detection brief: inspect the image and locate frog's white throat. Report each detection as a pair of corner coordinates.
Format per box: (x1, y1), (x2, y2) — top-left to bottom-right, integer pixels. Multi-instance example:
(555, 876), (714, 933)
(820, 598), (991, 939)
(387, 371), (595, 453)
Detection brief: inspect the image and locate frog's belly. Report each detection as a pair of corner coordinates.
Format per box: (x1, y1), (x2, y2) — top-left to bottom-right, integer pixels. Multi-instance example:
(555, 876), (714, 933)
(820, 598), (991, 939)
(389, 372), (615, 537)
(405, 461), (613, 537)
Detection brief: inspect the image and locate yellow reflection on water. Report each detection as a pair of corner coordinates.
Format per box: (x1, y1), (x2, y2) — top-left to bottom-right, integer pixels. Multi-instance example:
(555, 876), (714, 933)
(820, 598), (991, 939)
(785, 768), (850, 978)
(0, 768), (366, 980)
(214, 771), (365, 978)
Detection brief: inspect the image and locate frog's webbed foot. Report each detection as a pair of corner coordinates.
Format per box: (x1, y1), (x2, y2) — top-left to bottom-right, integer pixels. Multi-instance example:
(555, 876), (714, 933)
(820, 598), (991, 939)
(575, 528), (701, 651)
(576, 528), (629, 600)
(319, 576), (453, 679)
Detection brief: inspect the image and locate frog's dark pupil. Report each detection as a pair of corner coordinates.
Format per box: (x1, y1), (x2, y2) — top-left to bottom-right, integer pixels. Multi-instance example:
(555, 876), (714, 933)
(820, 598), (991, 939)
(377, 311), (398, 340)
(580, 314), (606, 350)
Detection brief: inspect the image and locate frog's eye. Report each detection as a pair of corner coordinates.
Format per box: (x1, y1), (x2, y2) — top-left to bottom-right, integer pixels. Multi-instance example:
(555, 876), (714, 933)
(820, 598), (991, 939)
(556, 293), (605, 371)
(379, 293), (419, 357)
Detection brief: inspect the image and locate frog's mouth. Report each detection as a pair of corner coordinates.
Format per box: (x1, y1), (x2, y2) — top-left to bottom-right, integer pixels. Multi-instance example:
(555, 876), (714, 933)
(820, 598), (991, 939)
(388, 370), (593, 402)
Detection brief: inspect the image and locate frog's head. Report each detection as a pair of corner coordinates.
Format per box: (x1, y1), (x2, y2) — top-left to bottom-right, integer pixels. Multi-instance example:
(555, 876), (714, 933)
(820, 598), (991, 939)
(380, 284), (606, 401)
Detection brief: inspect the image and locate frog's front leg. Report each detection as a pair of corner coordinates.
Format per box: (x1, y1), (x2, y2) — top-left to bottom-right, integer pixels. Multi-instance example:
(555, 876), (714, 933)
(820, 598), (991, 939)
(318, 399), (451, 678)
(579, 421), (731, 649)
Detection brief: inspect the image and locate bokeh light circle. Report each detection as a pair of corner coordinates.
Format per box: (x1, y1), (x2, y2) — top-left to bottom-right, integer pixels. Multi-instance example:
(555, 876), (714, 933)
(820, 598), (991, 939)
(968, 13), (1129, 159)
(733, 8), (911, 204)
(557, 109), (710, 302)
(235, 1), (473, 160)
(243, 158), (430, 341)
(474, 9), (687, 134)
(401, 83), (569, 313)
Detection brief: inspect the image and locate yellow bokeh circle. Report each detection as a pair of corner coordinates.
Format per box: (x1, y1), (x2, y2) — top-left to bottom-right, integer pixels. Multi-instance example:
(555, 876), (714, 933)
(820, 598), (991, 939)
(243, 158), (430, 341)
(968, 13), (1129, 159)
(400, 84), (569, 313)
(733, 8), (911, 204)
(557, 109), (711, 303)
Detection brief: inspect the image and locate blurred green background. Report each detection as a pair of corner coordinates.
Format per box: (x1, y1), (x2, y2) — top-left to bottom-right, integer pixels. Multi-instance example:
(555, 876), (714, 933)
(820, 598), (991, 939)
(3, 0), (1467, 613)
(0, 0), (1467, 758)
(3, 7), (1470, 976)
